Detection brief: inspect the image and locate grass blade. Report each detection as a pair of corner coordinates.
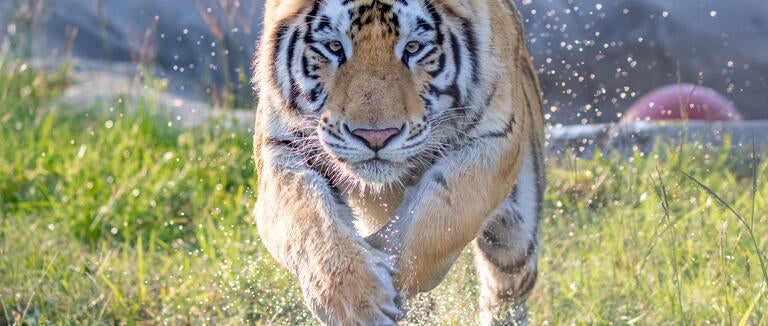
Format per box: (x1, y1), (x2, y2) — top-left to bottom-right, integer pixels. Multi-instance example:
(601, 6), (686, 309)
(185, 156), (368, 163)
(681, 171), (768, 293)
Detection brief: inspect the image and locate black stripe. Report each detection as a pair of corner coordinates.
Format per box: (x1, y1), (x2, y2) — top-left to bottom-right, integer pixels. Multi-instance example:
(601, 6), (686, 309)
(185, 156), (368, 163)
(266, 137), (295, 148)
(271, 22), (290, 84)
(405, 131), (421, 142)
(308, 84), (324, 103)
(399, 141), (425, 150)
(449, 31), (462, 86)
(417, 46), (438, 65)
(461, 109), (485, 134)
(315, 16), (331, 32)
(301, 3), (321, 59)
(460, 18), (480, 83)
(308, 45), (331, 60)
(519, 87), (545, 225)
(285, 27), (302, 110)
(421, 94), (434, 114)
(477, 111), (516, 139)
(305, 1), (321, 24)
(426, 83), (460, 109)
(427, 52), (446, 77)
(416, 17), (434, 31)
(478, 239), (536, 275)
(301, 55), (319, 80)
(498, 266), (537, 301)
(424, 0), (443, 44)
(316, 94), (328, 113)
(322, 126), (344, 141)
(482, 228), (502, 247)
(326, 143), (357, 151)
(431, 172), (448, 188)
(509, 184), (519, 203)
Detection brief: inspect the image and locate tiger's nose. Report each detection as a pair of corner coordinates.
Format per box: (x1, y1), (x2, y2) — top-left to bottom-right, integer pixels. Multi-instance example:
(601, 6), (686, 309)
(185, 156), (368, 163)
(351, 127), (402, 151)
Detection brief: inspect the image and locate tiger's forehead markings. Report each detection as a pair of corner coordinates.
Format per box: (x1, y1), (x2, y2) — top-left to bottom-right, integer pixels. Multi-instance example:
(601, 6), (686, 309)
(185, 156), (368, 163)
(348, 0), (401, 38)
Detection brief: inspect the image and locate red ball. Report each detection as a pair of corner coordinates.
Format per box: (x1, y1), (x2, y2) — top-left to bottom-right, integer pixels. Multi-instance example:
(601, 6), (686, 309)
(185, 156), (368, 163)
(622, 83), (741, 123)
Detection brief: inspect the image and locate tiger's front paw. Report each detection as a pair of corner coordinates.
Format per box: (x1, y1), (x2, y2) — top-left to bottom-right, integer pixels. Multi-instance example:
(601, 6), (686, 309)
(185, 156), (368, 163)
(301, 248), (404, 325)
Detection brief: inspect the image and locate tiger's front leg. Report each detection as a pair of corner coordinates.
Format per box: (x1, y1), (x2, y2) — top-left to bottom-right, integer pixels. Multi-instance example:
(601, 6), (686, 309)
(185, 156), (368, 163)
(254, 144), (403, 325)
(366, 136), (526, 293)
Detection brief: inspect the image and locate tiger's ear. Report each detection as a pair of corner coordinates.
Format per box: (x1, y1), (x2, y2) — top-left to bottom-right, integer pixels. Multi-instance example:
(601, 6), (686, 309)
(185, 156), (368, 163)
(429, 0), (471, 17)
(263, 0), (316, 22)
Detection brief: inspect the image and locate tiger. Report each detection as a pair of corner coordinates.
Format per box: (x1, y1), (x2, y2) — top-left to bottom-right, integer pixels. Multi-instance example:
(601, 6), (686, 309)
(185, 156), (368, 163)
(251, 0), (545, 324)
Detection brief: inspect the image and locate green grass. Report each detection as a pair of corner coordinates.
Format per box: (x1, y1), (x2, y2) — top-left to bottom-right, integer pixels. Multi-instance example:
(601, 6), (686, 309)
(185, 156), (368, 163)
(0, 58), (308, 324)
(1, 57), (766, 325)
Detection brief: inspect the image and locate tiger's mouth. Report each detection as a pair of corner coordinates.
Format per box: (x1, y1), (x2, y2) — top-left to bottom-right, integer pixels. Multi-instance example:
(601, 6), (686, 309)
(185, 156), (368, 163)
(318, 120), (429, 185)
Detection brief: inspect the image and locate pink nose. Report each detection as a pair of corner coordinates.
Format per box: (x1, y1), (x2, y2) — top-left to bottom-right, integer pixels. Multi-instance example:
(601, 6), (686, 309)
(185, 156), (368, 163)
(351, 127), (401, 151)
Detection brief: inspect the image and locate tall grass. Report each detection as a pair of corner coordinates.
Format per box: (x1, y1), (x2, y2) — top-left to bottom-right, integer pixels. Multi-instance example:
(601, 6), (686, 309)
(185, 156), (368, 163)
(1, 57), (766, 324)
(0, 56), (307, 324)
(195, 0), (260, 109)
(525, 138), (767, 324)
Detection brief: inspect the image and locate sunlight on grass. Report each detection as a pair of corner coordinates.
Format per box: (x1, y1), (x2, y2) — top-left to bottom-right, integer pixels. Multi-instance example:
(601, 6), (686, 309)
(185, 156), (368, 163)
(0, 57), (307, 324)
(1, 58), (766, 324)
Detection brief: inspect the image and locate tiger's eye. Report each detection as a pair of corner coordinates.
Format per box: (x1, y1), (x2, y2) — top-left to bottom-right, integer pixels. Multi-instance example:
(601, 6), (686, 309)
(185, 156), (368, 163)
(327, 41), (343, 53)
(404, 41), (422, 55)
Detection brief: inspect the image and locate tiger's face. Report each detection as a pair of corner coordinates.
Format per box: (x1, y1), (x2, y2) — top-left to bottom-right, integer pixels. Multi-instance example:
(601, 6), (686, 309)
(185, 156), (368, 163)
(267, 0), (487, 186)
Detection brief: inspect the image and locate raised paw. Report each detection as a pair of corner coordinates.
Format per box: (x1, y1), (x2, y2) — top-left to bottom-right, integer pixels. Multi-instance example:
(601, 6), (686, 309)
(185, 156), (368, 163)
(300, 247), (404, 325)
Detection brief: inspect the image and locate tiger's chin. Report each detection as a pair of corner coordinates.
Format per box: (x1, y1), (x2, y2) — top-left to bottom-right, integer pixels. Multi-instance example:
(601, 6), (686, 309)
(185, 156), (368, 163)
(341, 158), (410, 189)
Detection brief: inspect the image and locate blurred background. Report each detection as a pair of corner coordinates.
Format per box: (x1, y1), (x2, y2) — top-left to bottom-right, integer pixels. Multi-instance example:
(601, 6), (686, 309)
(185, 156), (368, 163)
(1, 0), (766, 125)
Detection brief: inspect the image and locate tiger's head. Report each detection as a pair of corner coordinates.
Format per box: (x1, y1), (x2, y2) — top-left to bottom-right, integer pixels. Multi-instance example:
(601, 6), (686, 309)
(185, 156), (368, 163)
(258, 0), (494, 186)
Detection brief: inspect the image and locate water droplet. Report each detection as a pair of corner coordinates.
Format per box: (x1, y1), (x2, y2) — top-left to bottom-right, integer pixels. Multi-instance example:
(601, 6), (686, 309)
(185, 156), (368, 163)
(77, 145), (87, 158)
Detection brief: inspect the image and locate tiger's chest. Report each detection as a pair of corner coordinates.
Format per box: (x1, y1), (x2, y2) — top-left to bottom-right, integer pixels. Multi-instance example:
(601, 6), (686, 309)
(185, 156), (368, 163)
(345, 186), (406, 237)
